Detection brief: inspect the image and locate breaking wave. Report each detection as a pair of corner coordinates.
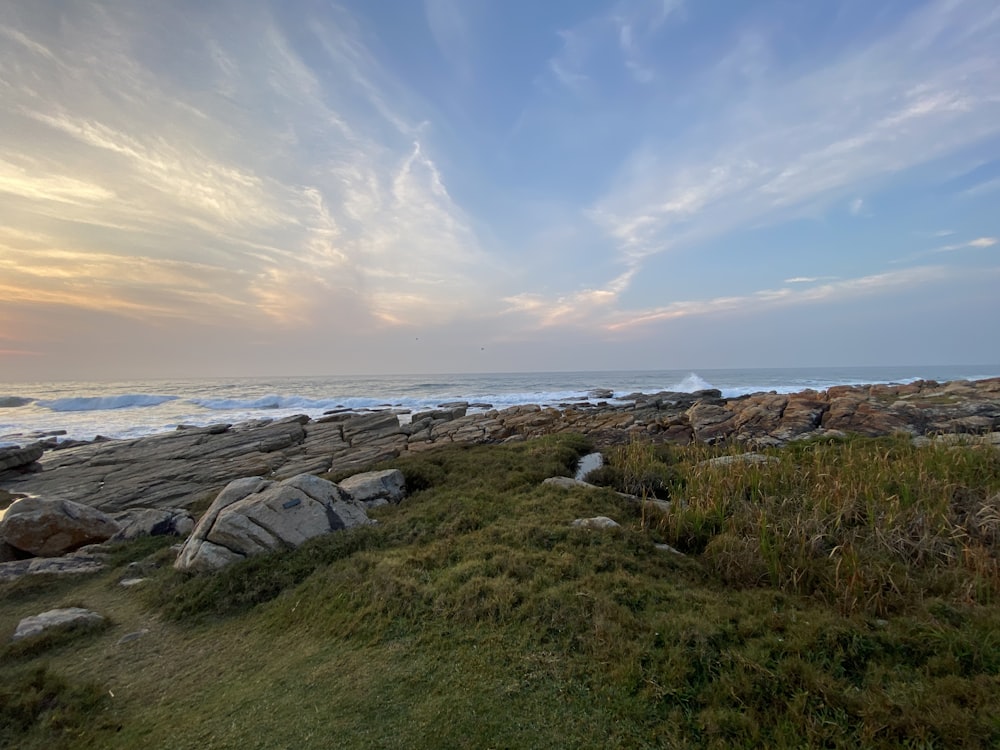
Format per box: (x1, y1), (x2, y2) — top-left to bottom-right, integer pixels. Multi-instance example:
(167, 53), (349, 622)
(36, 394), (179, 412)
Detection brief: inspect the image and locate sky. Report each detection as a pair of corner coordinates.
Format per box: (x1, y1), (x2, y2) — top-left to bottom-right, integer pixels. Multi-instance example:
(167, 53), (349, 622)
(1, 0), (998, 380)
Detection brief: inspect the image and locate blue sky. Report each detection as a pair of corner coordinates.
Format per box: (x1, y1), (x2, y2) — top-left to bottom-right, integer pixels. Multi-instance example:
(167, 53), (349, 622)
(0, 0), (998, 379)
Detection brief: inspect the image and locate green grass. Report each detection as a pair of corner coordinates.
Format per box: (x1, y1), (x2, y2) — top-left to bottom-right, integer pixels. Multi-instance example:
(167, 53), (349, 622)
(2, 433), (999, 748)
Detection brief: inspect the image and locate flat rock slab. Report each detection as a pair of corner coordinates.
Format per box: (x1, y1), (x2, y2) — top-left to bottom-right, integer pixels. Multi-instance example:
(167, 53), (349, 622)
(12, 607), (104, 641)
(0, 552), (106, 582)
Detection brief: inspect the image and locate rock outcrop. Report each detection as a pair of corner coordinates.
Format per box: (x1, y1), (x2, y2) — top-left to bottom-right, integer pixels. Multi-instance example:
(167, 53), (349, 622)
(337, 469), (406, 508)
(0, 496), (120, 556)
(111, 507), (195, 541)
(2, 377), (998, 515)
(0, 443), (44, 475)
(174, 473), (371, 572)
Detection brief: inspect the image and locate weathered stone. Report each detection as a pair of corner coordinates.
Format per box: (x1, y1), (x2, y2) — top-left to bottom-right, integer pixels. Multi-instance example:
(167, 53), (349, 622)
(0, 443), (44, 474)
(174, 474), (370, 572)
(543, 476), (597, 490)
(698, 453), (778, 468)
(687, 402), (738, 443)
(338, 469), (406, 508)
(0, 553), (106, 582)
(773, 393), (828, 440)
(571, 516), (621, 530)
(112, 507), (195, 541)
(1, 496), (120, 556)
(12, 607), (104, 641)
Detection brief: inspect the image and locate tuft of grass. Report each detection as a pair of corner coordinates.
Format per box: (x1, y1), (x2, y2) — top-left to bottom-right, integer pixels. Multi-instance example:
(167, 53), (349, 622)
(644, 434), (1000, 615)
(0, 665), (111, 750)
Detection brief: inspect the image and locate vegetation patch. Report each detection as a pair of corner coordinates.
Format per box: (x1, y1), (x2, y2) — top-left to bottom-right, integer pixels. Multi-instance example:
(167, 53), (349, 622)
(2, 433), (1000, 748)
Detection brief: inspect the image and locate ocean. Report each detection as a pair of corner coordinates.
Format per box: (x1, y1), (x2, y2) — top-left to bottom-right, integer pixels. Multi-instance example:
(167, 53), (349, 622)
(2, 365), (998, 448)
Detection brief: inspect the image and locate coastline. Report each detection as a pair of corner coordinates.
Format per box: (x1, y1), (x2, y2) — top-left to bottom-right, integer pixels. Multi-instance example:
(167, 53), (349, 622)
(2, 375), (998, 515)
(3, 365), (999, 448)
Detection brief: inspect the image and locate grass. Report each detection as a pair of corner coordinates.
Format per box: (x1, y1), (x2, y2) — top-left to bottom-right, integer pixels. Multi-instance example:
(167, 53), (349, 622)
(1, 432), (999, 748)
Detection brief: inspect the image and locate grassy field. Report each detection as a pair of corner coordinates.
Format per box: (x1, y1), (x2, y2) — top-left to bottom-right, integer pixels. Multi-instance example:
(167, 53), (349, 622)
(2, 432), (999, 748)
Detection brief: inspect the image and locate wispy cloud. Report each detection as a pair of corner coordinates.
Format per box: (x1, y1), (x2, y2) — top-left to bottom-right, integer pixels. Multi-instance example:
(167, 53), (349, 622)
(0, 1), (493, 337)
(522, 0), (1000, 324)
(784, 276), (839, 284)
(603, 266), (950, 332)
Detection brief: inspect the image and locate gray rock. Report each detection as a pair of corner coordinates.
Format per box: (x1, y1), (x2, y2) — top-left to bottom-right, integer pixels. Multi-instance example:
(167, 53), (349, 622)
(338, 469), (406, 508)
(698, 453), (778, 468)
(543, 476), (596, 490)
(117, 628), (149, 645)
(111, 507), (195, 541)
(654, 543), (684, 555)
(571, 516), (621, 530)
(0, 443), (44, 474)
(174, 473), (371, 572)
(1, 496), (120, 556)
(11, 607), (104, 641)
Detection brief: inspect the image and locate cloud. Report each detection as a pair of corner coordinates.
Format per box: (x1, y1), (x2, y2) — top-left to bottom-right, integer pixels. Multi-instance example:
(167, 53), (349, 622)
(962, 176), (1000, 197)
(969, 237), (998, 248)
(934, 236), (997, 252)
(603, 266), (951, 333)
(849, 197), (865, 216)
(0, 1), (494, 341)
(784, 276), (838, 284)
(545, 0), (684, 92)
(588, 0), (1000, 276)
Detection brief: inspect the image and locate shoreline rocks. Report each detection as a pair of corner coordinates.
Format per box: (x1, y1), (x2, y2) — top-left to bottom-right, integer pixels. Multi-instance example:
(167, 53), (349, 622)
(0, 377), (996, 516)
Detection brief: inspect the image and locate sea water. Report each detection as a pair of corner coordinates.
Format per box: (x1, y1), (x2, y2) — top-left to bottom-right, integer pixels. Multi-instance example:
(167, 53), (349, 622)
(1, 366), (998, 447)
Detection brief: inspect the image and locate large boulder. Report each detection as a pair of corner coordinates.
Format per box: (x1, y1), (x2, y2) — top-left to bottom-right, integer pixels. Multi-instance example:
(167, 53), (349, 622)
(174, 473), (371, 572)
(338, 469), (406, 508)
(0, 496), (121, 556)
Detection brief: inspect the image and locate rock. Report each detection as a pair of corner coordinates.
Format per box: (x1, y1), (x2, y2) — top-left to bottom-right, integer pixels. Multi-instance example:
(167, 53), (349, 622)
(0, 443), (44, 474)
(111, 507), (195, 541)
(543, 476), (598, 491)
(0, 553), (106, 582)
(687, 402), (737, 443)
(411, 407), (467, 423)
(11, 607), (104, 641)
(698, 453), (778, 468)
(117, 628), (149, 645)
(571, 516), (621, 530)
(174, 474), (371, 572)
(119, 577), (148, 587)
(0, 496), (121, 556)
(338, 469), (406, 508)
(0, 541), (22, 562)
(654, 543), (684, 555)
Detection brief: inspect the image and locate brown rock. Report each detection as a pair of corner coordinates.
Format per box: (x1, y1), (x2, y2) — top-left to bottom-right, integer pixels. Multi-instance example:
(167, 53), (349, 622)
(687, 402), (737, 443)
(1, 496), (121, 556)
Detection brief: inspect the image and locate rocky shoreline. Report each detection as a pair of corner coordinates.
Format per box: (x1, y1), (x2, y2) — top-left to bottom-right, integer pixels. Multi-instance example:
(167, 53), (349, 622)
(1, 377), (999, 516)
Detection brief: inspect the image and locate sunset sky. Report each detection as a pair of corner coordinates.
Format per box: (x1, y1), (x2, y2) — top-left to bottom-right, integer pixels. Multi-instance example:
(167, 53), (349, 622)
(1, 0), (998, 380)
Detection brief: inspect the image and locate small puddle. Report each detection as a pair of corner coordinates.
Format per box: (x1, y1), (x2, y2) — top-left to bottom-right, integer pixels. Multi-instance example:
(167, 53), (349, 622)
(574, 452), (603, 481)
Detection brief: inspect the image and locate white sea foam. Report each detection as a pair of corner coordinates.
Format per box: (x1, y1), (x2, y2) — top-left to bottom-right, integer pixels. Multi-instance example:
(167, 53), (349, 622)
(35, 394), (179, 412)
(668, 373), (716, 393)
